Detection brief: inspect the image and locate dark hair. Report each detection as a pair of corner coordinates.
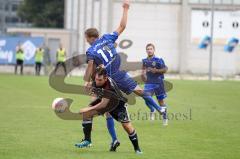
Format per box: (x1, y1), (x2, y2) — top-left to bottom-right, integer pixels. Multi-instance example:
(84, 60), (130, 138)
(146, 43), (155, 50)
(95, 67), (107, 77)
(85, 28), (99, 38)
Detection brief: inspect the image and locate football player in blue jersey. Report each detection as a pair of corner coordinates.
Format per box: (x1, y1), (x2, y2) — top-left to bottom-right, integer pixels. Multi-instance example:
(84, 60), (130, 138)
(78, 0), (166, 150)
(141, 43), (168, 125)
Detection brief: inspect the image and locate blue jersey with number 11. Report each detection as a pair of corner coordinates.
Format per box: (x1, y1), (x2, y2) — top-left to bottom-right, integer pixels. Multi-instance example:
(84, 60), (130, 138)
(86, 32), (121, 74)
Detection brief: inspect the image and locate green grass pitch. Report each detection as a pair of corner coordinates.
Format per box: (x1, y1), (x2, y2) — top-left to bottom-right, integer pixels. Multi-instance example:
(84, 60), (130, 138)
(0, 74), (239, 159)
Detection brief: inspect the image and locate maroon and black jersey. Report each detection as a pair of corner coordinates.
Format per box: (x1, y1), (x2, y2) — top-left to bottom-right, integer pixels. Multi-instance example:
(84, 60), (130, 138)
(89, 78), (130, 123)
(92, 77), (127, 103)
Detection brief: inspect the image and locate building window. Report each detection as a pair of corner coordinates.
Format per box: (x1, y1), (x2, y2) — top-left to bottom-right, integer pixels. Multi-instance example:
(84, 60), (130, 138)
(12, 17), (19, 23)
(190, 0), (240, 5)
(5, 16), (19, 23)
(5, 4), (9, 11)
(5, 17), (10, 23)
(189, 0), (199, 3)
(222, 0), (232, 4)
(214, 0), (222, 4)
(12, 4), (19, 12)
(234, 0), (240, 4)
(170, 0), (181, 3)
(159, 0), (170, 3)
(0, 3), (3, 10)
(200, 0), (210, 4)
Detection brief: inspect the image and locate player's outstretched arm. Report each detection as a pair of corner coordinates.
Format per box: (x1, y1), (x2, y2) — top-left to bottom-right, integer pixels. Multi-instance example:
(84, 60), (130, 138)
(115, 0), (130, 35)
(84, 60), (94, 90)
(80, 98), (110, 113)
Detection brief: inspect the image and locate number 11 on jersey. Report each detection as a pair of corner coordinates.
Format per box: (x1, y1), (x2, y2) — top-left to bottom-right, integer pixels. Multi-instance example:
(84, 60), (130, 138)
(97, 47), (113, 63)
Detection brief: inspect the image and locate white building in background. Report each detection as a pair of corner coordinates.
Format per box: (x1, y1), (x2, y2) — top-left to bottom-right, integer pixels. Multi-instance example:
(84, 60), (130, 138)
(65, 0), (240, 77)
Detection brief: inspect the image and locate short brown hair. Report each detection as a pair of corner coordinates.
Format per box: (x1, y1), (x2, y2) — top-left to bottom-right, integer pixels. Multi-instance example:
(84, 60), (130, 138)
(95, 67), (107, 77)
(85, 28), (99, 38)
(146, 43), (155, 50)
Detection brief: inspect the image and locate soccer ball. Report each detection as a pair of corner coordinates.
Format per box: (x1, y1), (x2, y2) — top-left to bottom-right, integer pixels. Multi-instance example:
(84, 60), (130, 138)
(52, 98), (68, 113)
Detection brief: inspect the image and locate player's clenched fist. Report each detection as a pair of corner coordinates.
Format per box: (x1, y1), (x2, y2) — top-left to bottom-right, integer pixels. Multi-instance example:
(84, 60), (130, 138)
(123, 0), (130, 9)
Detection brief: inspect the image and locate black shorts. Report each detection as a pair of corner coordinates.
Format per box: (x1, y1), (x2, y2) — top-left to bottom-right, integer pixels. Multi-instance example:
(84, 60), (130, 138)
(35, 62), (42, 65)
(16, 60), (23, 65)
(90, 99), (130, 123)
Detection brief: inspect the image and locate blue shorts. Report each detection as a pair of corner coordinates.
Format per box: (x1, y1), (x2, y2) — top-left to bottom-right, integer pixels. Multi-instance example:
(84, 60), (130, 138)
(144, 81), (167, 101)
(110, 70), (137, 95)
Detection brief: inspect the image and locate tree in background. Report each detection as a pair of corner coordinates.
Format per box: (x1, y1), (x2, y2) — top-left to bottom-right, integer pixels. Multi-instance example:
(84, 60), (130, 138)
(18, 0), (64, 28)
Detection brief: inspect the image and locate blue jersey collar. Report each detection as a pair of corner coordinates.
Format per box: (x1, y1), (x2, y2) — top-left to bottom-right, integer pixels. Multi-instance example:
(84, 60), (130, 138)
(147, 55), (155, 60)
(91, 38), (100, 46)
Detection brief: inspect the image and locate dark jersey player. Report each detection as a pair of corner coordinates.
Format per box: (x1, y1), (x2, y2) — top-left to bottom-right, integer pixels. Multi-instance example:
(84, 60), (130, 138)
(75, 67), (142, 154)
(83, 0), (166, 122)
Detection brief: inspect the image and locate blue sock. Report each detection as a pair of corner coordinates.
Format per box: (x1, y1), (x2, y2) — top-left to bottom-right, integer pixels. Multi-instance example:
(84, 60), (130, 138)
(106, 117), (117, 143)
(143, 96), (162, 112)
(144, 100), (155, 112)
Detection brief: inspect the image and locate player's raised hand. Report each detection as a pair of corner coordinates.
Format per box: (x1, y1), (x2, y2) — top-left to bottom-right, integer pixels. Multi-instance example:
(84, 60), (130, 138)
(116, 0), (129, 35)
(123, 0), (130, 9)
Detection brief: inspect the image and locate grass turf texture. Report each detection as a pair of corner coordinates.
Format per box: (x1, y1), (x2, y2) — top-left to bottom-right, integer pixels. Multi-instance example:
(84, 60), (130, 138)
(0, 74), (239, 159)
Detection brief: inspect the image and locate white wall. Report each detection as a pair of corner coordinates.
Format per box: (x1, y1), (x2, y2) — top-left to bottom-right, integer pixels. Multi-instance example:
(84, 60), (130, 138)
(65, 0), (111, 54)
(65, 0), (240, 76)
(112, 2), (181, 72)
(187, 45), (239, 76)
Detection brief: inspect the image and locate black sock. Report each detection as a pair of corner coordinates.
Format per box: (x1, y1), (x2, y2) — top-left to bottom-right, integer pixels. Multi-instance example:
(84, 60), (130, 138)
(82, 120), (92, 142)
(129, 130), (140, 151)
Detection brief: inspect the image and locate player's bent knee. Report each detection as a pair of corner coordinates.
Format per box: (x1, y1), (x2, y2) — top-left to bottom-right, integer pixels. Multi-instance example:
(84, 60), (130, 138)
(122, 122), (134, 134)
